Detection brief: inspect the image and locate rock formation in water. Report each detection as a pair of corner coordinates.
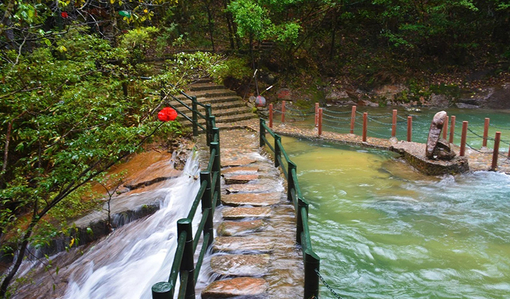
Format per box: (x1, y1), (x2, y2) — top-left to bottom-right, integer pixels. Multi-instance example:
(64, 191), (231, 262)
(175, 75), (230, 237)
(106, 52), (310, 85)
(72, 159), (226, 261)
(425, 111), (456, 160)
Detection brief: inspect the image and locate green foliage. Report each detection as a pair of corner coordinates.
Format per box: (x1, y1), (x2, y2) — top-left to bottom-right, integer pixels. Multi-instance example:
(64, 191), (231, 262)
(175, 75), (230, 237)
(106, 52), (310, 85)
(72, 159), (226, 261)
(227, 0), (302, 43)
(209, 56), (252, 83)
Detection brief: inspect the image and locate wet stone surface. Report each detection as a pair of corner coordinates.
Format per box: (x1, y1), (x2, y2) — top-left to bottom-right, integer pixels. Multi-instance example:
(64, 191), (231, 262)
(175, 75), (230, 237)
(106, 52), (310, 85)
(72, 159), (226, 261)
(199, 126), (304, 299)
(217, 220), (266, 236)
(222, 206), (272, 219)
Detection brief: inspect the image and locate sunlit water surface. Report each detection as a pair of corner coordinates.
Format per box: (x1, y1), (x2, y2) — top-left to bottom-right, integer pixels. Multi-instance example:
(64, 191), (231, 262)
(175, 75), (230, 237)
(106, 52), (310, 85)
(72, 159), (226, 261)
(283, 136), (510, 299)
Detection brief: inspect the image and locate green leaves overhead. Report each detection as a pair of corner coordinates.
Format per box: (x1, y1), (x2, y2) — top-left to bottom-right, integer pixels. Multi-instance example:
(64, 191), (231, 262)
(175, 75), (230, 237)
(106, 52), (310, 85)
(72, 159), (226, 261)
(227, 0), (302, 43)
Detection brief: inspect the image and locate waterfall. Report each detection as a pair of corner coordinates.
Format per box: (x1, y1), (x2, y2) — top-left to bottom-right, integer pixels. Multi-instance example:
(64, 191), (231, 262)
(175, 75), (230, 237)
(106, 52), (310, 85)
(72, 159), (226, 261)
(63, 152), (201, 299)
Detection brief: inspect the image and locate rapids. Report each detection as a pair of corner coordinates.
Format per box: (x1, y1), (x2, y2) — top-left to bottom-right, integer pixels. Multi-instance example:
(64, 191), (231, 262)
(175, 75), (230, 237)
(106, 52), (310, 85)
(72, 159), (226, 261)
(63, 152), (201, 299)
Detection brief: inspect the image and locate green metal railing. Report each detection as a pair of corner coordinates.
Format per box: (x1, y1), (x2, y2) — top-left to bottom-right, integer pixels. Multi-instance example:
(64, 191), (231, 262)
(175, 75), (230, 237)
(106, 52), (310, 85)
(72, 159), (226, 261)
(259, 118), (321, 299)
(161, 83), (216, 144)
(151, 86), (221, 299)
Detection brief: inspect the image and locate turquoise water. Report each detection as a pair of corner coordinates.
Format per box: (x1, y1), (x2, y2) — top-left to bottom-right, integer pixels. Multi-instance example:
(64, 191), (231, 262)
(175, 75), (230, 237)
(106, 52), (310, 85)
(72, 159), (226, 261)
(280, 107), (510, 152)
(282, 136), (510, 299)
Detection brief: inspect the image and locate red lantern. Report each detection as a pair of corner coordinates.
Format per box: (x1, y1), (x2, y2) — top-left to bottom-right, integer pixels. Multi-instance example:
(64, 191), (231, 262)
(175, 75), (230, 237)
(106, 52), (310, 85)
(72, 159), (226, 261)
(158, 107), (177, 122)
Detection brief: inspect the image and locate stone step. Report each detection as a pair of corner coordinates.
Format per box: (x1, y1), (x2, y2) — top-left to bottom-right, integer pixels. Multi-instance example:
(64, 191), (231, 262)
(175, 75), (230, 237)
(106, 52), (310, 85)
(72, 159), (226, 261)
(213, 236), (276, 253)
(222, 192), (282, 206)
(225, 180), (281, 194)
(217, 220), (266, 236)
(210, 254), (270, 276)
(172, 96), (247, 110)
(222, 206), (272, 219)
(202, 277), (267, 299)
(188, 82), (226, 92)
(182, 88), (238, 99)
(223, 173), (260, 184)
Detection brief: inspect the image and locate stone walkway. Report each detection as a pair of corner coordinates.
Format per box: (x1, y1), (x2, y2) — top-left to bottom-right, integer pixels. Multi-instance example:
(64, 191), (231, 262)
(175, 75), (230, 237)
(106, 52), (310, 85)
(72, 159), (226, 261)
(198, 127), (304, 298)
(218, 118), (510, 174)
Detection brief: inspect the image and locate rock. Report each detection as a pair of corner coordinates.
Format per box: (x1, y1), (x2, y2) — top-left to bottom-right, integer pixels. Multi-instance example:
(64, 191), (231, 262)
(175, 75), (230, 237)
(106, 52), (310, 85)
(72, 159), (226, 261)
(222, 206), (272, 219)
(210, 254), (270, 276)
(217, 220), (266, 236)
(425, 111), (448, 159)
(221, 192), (281, 206)
(428, 93), (449, 108)
(202, 277), (267, 299)
(432, 140), (456, 160)
(373, 84), (408, 100)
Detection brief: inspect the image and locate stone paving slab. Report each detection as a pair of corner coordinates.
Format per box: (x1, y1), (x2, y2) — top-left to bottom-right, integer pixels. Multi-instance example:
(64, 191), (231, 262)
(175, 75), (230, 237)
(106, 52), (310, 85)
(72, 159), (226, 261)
(221, 192), (282, 206)
(210, 254), (270, 276)
(217, 220), (266, 236)
(202, 277), (267, 299)
(222, 207), (272, 219)
(213, 236), (276, 253)
(221, 166), (260, 174)
(223, 174), (260, 184)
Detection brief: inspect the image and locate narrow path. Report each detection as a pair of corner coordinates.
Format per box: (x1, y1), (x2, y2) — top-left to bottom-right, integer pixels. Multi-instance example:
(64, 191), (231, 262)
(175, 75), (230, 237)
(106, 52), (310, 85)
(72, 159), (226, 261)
(219, 118), (510, 174)
(198, 128), (303, 298)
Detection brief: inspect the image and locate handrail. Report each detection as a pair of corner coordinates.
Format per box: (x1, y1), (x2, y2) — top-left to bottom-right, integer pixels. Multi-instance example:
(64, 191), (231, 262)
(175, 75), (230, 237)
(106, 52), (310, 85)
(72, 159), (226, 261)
(259, 118), (321, 299)
(160, 83), (214, 140)
(151, 86), (221, 299)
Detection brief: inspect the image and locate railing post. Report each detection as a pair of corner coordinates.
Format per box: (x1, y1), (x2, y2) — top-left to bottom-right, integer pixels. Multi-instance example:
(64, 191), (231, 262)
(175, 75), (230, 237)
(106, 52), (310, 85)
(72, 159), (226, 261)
(362, 112), (368, 142)
(260, 119), (266, 147)
(350, 105), (356, 134)
(460, 121), (468, 157)
(210, 140), (221, 204)
(491, 132), (501, 171)
(205, 104), (212, 145)
(192, 96), (198, 137)
(483, 118), (490, 148)
(287, 162), (296, 202)
(318, 108), (323, 137)
(391, 109), (397, 138)
(407, 116), (412, 142)
(443, 115), (449, 140)
(275, 135), (281, 168)
(200, 171), (214, 248)
(304, 249), (320, 299)
(296, 199), (308, 245)
(449, 115), (456, 144)
(269, 103), (274, 128)
(152, 282), (173, 299)
(177, 219), (195, 299)
(281, 100), (286, 123)
(315, 103), (319, 127)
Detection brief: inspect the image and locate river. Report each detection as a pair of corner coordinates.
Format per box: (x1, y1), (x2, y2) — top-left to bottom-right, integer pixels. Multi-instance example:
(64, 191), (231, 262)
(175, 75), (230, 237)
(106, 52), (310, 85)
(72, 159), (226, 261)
(282, 133), (510, 298)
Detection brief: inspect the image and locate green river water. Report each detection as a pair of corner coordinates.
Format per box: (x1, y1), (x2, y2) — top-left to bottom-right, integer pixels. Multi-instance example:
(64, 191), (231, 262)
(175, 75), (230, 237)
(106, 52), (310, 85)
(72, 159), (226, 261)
(280, 108), (510, 298)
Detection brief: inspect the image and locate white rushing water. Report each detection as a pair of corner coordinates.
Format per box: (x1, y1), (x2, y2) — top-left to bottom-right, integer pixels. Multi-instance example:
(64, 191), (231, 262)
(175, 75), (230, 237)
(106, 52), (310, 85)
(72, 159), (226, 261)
(64, 152), (201, 299)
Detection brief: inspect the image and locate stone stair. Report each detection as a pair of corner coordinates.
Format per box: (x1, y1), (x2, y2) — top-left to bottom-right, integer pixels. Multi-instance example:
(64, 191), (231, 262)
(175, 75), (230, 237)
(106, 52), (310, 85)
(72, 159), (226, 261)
(199, 128), (304, 299)
(170, 79), (257, 127)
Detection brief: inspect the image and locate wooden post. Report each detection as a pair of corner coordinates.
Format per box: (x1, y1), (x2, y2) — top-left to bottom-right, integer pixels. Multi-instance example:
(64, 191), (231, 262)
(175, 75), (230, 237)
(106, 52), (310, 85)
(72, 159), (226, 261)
(281, 100), (286, 123)
(315, 103), (319, 127)
(318, 108), (323, 136)
(483, 118), (490, 148)
(460, 121), (468, 156)
(350, 105), (356, 134)
(269, 103), (273, 128)
(391, 110), (397, 138)
(491, 132), (501, 171)
(407, 116), (412, 142)
(362, 112), (368, 142)
(449, 116), (456, 144)
(443, 116), (449, 140)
